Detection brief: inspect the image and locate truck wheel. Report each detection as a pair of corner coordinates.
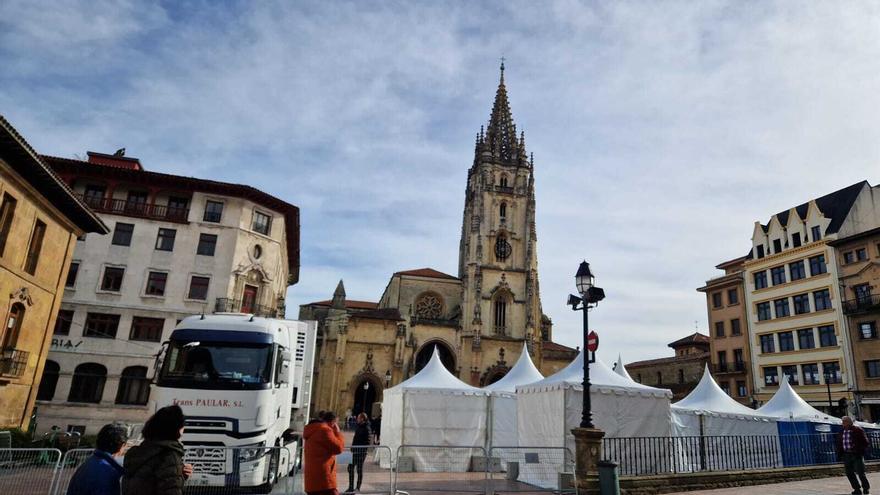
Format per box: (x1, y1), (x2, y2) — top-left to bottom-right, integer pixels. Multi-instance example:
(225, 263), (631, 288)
(254, 449), (279, 494)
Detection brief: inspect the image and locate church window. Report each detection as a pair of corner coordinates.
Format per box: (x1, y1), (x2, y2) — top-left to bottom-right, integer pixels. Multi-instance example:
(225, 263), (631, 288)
(415, 293), (443, 320)
(495, 235), (511, 261)
(500, 175), (509, 188)
(499, 202), (507, 221)
(494, 297), (507, 335)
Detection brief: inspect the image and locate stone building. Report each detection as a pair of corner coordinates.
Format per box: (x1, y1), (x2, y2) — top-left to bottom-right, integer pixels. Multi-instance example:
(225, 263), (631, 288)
(697, 256), (754, 405)
(742, 181), (880, 411)
(0, 116), (107, 429)
(829, 227), (880, 420)
(300, 66), (577, 418)
(32, 151), (299, 434)
(626, 333), (710, 401)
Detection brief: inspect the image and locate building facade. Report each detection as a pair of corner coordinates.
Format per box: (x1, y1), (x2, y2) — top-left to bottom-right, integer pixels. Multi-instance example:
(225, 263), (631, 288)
(830, 227), (880, 420)
(697, 256), (754, 405)
(742, 181), (880, 413)
(0, 116), (107, 430)
(300, 66), (577, 418)
(32, 151), (299, 434)
(627, 333), (710, 401)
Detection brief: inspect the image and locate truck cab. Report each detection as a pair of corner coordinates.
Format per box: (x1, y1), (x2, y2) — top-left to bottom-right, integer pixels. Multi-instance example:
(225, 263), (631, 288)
(151, 314), (314, 492)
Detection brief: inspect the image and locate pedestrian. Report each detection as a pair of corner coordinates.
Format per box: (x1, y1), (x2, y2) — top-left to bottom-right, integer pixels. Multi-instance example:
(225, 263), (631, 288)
(346, 413), (372, 493)
(372, 415), (381, 445)
(836, 416), (871, 495)
(121, 405), (193, 495)
(303, 410), (345, 495)
(66, 424), (128, 495)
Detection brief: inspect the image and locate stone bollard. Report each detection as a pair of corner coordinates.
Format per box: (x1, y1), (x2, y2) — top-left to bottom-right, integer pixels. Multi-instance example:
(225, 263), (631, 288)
(572, 427), (605, 493)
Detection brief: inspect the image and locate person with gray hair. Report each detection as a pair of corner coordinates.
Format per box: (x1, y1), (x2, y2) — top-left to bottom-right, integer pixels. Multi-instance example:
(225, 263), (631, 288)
(836, 416), (871, 495)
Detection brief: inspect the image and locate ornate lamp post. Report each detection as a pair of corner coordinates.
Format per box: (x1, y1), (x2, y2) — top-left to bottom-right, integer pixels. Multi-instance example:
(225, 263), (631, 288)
(569, 261), (606, 428)
(362, 382), (370, 416)
(568, 260), (606, 486)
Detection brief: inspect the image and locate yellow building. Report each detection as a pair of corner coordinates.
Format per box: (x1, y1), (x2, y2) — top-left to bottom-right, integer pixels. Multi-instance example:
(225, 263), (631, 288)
(300, 66), (577, 418)
(0, 116), (107, 429)
(743, 181), (880, 413)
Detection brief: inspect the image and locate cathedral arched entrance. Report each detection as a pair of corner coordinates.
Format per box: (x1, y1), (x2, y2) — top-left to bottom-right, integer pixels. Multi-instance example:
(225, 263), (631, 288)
(351, 376), (381, 418)
(415, 340), (456, 374)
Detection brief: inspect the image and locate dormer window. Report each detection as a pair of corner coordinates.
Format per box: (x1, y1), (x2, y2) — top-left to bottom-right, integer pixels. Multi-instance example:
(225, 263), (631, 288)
(811, 225), (821, 242)
(792, 232), (801, 248)
(773, 239), (782, 253)
(756, 245), (765, 259)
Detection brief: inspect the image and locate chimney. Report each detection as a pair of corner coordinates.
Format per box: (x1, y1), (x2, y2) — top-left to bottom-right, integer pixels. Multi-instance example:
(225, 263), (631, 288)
(86, 150), (143, 171)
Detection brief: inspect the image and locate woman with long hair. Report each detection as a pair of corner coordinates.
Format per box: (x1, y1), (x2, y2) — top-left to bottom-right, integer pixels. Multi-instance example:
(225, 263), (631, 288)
(121, 405), (193, 495)
(346, 413), (372, 493)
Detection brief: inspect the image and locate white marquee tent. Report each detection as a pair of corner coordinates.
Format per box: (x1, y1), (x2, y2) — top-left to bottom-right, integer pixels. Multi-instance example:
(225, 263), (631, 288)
(672, 365), (777, 436)
(757, 379), (841, 424)
(516, 350), (673, 456)
(381, 347), (490, 470)
(612, 354), (634, 381)
(483, 343), (544, 448)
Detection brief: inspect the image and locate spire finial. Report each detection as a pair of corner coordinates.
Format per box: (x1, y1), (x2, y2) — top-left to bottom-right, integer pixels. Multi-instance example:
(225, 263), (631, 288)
(500, 56), (505, 75)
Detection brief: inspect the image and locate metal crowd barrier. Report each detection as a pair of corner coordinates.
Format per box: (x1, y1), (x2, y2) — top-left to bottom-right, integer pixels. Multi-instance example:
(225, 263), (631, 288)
(488, 447), (576, 494)
(394, 445), (489, 494)
(0, 448), (61, 495)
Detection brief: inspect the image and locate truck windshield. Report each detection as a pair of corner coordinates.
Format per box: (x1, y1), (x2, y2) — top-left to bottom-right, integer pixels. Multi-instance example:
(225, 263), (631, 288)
(158, 340), (273, 390)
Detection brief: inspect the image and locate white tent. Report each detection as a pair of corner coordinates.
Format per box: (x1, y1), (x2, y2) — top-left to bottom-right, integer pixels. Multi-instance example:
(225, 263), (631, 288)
(757, 379), (841, 424)
(483, 343), (543, 448)
(612, 354), (634, 381)
(517, 350), (673, 456)
(672, 364), (777, 436)
(381, 348), (490, 470)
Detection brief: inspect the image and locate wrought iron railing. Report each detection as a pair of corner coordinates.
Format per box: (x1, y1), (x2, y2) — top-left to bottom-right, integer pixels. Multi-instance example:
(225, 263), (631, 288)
(0, 348), (29, 377)
(603, 433), (880, 476)
(214, 298), (278, 318)
(494, 185), (515, 194)
(78, 194), (189, 223)
(843, 294), (880, 315)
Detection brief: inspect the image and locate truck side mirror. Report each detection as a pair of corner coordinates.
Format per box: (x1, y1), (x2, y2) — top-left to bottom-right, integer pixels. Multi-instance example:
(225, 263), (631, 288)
(151, 341), (169, 384)
(277, 350), (292, 384)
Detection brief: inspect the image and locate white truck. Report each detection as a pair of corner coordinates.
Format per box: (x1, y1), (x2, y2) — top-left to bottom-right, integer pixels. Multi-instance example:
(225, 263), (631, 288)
(151, 314), (316, 493)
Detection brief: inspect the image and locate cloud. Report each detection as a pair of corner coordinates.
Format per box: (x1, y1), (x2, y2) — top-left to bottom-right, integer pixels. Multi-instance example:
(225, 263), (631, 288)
(2, 1), (880, 362)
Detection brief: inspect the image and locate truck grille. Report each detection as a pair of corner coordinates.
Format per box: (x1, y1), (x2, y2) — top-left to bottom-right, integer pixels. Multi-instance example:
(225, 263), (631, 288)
(184, 447), (227, 474)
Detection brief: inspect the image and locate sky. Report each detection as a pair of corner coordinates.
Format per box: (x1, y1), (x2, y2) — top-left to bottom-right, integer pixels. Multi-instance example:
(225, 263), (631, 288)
(2, 1), (880, 362)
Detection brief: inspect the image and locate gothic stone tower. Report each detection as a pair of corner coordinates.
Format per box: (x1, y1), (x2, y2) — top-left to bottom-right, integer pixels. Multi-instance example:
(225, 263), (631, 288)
(458, 64), (550, 382)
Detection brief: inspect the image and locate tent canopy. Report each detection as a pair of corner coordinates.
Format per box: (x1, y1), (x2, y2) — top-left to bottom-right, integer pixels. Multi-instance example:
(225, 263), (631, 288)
(613, 354), (634, 381)
(484, 343), (543, 393)
(673, 365), (769, 418)
(388, 347), (488, 395)
(518, 350), (671, 398)
(757, 379), (840, 423)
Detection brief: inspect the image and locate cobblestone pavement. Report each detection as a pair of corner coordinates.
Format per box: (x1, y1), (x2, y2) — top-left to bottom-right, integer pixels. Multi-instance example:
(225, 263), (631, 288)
(669, 472), (880, 494)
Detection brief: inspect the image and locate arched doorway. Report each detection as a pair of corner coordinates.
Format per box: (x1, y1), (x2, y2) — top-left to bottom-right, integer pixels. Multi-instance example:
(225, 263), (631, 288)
(352, 378), (379, 418)
(415, 341), (455, 374)
(483, 368), (508, 386)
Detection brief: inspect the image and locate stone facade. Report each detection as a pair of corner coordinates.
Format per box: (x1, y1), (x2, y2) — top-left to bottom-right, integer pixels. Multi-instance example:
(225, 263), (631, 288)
(0, 117), (107, 430)
(32, 151), (299, 434)
(626, 333), (710, 401)
(301, 66), (577, 418)
(697, 256), (754, 405)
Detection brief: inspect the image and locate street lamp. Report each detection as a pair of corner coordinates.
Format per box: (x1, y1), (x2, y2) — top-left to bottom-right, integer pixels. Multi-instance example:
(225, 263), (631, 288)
(384, 370), (392, 387)
(568, 261), (606, 429)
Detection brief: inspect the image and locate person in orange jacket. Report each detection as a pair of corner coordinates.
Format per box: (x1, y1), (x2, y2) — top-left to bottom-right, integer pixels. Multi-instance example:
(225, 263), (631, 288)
(303, 410), (345, 495)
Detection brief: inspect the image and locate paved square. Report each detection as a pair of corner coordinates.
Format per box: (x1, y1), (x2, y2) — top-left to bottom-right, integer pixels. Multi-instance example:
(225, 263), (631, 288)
(670, 472), (880, 495)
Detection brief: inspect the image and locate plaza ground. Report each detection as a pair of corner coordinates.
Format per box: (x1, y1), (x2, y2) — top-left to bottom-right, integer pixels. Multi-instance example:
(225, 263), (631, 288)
(668, 471), (880, 495)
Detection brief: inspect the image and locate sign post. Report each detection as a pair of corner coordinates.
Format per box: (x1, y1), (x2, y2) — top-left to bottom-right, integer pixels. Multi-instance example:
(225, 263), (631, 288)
(587, 330), (599, 363)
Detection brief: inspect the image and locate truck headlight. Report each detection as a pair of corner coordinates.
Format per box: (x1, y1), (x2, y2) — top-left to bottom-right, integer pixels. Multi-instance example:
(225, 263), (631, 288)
(238, 442), (268, 462)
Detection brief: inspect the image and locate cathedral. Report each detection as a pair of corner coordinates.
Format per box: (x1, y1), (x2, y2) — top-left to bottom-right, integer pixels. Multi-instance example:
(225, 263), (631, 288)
(299, 65), (577, 417)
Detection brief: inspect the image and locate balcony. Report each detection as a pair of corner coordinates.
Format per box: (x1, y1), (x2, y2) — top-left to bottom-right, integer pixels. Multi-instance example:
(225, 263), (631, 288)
(214, 298), (278, 318)
(494, 185), (515, 194)
(79, 195), (189, 223)
(0, 349), (29, 377)
(714, 362), (747, 374)
(843, 294), (880, 315)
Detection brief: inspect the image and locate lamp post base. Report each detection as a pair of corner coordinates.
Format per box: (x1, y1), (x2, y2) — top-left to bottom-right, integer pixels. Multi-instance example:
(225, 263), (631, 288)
(572, 427), (605, 485)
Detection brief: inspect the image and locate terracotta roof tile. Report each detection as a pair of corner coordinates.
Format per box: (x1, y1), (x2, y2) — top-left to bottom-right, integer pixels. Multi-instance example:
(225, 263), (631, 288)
(626, 352), (710, 369)
(542, 341), (577, 353)
(668, 332), (710, 348)
(394, 268), (459, 280)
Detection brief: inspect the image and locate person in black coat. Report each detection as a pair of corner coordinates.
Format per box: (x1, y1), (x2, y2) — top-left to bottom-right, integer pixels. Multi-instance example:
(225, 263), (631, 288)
(345, 413), (372, 493)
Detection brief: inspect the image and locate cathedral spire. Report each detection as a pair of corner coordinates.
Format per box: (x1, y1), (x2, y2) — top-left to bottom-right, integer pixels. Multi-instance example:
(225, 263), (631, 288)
(331, 279), (346, 309)
(483, 59), (522, 166)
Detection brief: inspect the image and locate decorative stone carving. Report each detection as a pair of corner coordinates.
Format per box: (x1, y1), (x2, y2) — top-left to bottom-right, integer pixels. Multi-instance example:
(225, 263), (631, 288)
(414, 292), (443, 319)
(9, 287), (33, 306)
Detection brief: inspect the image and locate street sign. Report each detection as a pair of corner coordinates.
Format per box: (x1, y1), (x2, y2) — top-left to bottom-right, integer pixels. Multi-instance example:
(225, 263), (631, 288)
(587, 331), (599, 352)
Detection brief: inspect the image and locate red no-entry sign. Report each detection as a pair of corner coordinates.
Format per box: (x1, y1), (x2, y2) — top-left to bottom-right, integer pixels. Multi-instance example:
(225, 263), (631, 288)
(587, 331), (599, 352)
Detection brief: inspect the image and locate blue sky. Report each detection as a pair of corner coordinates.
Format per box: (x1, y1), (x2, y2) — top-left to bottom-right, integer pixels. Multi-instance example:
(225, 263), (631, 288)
(2, 1), (880, 362)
